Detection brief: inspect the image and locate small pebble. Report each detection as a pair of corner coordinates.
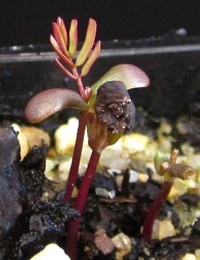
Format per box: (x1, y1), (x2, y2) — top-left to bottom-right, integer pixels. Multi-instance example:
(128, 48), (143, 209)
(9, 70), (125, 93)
(158, 120), (172, 135)
(176, 121), (188, 135)
(111, 232), (132, 255)
(94, 228), (115, 255)
(129, 170), (139, 183)
(168, 179), (188, 199)
(12, 123), (29, 159)
(151, 219), (176, 240)
(195, 249), (200, 258)
(30, 243), (70, 260)
(182, 253), (196, 260)
(21, 126), (50, 149)
(55, 118), (87, 155)
(100, 149), (130, 171)
(122, 133), (149, 153)
(95, 188), (115, 199)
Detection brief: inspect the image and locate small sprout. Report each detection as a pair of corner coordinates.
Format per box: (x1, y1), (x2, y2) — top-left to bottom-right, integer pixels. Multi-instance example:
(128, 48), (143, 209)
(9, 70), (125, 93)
(142, 149), (195, 243)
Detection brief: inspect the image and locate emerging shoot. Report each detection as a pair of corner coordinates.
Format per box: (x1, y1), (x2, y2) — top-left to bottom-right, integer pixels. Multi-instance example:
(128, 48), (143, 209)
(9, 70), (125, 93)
(142, 149), (195, 243)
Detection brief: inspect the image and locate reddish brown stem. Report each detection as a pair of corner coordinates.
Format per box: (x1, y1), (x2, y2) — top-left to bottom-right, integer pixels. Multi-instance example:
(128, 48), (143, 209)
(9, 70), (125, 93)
(62, 112), (87, 203)
(66, 150), (101, 260)
(141, 180), (173, 243)
(72, 68), (85, 100)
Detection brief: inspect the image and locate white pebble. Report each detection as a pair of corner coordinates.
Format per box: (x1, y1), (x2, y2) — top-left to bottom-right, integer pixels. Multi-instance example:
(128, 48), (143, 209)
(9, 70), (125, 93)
(182, 253), (196, 260)
(55, 118), (87, 155)
(111, 232), (132, 252)
(151, 219), (176, 240)
(129, 170), (139, 183)
(30, 243), (70, 260)
(122, 133), (149, 153)
(95, 188), (115, 199)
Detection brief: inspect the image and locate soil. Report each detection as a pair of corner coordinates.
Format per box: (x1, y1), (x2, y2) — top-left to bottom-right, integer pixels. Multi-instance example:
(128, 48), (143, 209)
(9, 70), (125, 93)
(0, 109), (199, 260)
(0, 128), (78, 259)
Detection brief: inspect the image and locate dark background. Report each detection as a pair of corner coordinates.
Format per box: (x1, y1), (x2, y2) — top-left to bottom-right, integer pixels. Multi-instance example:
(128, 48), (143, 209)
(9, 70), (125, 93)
(0, 0), (200, 47)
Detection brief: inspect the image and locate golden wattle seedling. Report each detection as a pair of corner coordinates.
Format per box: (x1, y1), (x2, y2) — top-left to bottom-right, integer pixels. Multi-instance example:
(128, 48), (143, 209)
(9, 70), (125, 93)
(24, 17), (150, 260)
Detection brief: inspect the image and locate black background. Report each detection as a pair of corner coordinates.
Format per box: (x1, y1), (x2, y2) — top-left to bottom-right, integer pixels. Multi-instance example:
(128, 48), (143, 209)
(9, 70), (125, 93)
(0, 0), (200, 47)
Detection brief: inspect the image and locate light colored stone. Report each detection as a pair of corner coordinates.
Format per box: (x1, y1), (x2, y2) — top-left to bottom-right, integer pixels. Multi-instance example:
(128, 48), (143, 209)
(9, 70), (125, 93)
(158, 120), (172, 135)
(168, 179), (188, 199)
(151, 219), (176, 240)
(21, 126), (50, 149)
(181, 143), (195, 157)
(111, 232), (132, 252)
(55, 118), (87, 155)
(195, 249), (200, 258)
(30, 243), (70, 260)
(182, 253), (196, 260)
(129, 170), (139, 183)
(176, 121), (188, 135)
(122, 133), (150, 153)
(12, 123), (29, 160)
(100, 149), (130, 171)
(95, 188), (115, 198)
(94, 229), (115, 255)
(58, 158), (72, 181)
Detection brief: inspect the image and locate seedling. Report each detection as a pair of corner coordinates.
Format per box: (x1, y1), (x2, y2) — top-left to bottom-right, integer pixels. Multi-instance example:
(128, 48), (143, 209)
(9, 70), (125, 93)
(141, 149), (194, 243)
(24, 17), (149, 259)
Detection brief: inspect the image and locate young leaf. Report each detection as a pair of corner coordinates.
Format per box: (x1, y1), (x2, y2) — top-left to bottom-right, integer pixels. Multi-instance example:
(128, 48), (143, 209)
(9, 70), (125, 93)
(91, 64), (150, 95)
(81, 41), (101, 77)
(52, 22), (69, 57)
(69, 19), (78, 57)
(24, 89), (88, 123)
(154, 151), (170, 176)
(50, 35), (74, 67)
(57, 17), (68, 45)
(75, 18), (97, 66)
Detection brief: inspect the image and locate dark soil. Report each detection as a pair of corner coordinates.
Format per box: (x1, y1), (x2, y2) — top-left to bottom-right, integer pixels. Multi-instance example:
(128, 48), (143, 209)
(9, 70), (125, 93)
(77, 172), (200, 259)
(0, 127), (78, 260)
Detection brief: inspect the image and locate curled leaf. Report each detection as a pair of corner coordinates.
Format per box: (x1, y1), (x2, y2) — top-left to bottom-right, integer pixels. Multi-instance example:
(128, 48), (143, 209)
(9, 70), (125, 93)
(24, 89), (88, 123)
(91, 64), (150, 95)
(166, 164), (194, 180)
(76, 18), (97, 66)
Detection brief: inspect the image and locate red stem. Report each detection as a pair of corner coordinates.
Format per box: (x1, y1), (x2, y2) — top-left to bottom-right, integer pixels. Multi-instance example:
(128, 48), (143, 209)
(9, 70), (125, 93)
(141, 180), (173, 243)
(72, 68), (85, 99)
(66, 150), (101, 260)
(62, 112), (87, 203)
